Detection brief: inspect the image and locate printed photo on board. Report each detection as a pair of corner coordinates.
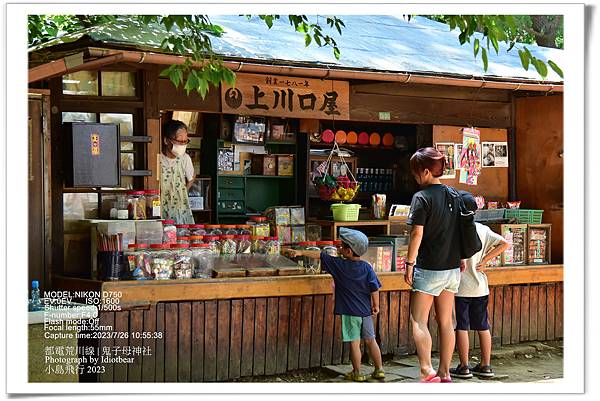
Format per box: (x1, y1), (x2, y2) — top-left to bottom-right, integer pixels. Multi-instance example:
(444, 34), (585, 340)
(435, 142), (456, 178)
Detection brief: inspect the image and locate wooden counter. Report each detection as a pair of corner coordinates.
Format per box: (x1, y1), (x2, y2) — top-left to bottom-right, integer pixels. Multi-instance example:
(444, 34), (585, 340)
(94, 264), (563, 305)
(56, 265), (563, 382)
(310, 219), (391, 240)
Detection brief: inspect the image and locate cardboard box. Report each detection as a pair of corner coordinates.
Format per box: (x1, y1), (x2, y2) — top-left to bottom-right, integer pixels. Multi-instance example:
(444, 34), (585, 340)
(251, 154), (277, 175)
(239, 152), (253, 175)
(189, 196), (204, 210)
(277, 154), (294, 176)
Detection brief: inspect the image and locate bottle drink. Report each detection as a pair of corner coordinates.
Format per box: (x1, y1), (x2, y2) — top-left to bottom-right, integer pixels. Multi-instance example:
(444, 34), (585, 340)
(29, 280), (41, 311)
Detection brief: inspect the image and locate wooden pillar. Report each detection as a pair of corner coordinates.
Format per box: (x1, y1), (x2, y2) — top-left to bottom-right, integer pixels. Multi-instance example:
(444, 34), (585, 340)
(144, 66), (161, 190)
(48, 78), (65, 280)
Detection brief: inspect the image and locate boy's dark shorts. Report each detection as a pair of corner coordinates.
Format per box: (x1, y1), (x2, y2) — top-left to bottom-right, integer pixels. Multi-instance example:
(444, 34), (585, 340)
(455, 295), (490, 331)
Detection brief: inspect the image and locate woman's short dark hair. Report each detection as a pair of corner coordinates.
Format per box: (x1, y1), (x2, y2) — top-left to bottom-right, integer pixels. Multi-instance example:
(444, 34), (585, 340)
(162, 119), (188, 140)
(410, 147), (446, 178)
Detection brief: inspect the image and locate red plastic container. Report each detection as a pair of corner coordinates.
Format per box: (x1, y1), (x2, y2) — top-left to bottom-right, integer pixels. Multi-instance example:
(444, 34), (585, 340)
(357, 131), (369, 145)
(322, 129), (335, 143)
(369, 132), (381, 146)
(347, 131), (358, 144)
(382, 132), (394, 147)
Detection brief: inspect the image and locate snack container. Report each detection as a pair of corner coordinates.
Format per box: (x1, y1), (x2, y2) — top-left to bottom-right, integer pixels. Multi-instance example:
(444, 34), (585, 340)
(290, 207), (305, 225)
(273, 225), (292, 245)
(171, 244), (193, 279)
(265, 207), (291, 226)
(162, 220), (177, 245)
(291, 225), (306, 244)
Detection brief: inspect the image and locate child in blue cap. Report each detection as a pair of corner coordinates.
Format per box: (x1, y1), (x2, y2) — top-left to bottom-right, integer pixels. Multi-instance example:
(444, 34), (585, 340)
(285, 227), (384, 381)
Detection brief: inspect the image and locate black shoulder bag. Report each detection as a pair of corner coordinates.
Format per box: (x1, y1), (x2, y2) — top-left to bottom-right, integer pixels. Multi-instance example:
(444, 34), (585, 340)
(445, 186), (482, 259)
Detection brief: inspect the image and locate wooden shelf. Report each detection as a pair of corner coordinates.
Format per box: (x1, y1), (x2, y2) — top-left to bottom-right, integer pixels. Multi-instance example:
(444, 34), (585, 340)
(310, 142), (402, 151)
(246, 175), (294, 179)
(265, 140), (297, 145)
(63, 187), (130, 193)
(121, 170), (152, 177)
(217, 174), (294, 179)
(120, 135), (152, 143)
(311, 219), (391, 240)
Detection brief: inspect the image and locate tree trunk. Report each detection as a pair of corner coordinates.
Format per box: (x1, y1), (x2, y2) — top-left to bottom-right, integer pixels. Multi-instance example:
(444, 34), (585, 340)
(530, 15), (561, 48)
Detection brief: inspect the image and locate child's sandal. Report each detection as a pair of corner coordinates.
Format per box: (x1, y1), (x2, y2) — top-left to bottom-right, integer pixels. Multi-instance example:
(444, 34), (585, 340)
(344, 370), (368, 382)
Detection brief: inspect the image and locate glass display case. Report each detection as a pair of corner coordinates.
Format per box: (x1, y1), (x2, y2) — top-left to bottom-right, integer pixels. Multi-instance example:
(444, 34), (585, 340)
(527, 224), (552, 265)
(499, 224), (528, 266)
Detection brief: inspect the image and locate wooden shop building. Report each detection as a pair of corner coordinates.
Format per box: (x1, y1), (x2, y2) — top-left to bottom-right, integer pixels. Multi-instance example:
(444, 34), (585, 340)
(27, 15), (563, 382)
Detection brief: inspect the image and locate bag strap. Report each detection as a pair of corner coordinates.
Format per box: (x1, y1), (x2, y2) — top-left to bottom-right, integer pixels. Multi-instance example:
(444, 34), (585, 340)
(442, 185), (456, 214)
(445, 185), (471, 215)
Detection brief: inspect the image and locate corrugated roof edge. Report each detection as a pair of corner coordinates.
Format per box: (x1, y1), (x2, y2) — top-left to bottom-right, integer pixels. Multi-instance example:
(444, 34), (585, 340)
(30, 43), (563, 88)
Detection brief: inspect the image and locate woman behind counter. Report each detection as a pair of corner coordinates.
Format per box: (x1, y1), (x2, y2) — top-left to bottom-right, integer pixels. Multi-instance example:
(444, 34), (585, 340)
(160, 119), (196, 224)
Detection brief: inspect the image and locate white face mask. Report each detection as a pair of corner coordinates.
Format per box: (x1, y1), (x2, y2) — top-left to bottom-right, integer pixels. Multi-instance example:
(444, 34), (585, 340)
(171, 144), (187, 157)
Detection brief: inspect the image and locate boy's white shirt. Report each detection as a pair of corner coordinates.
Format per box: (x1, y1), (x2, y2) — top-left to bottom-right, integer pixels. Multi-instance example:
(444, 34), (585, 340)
(457, 222), (505, 297)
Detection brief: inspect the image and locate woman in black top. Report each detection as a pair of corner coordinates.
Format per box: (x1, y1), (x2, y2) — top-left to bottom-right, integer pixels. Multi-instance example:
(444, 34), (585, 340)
(405, 147), (462, 383)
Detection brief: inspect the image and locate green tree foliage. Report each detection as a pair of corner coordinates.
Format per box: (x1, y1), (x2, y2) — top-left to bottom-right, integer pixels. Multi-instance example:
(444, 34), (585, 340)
(426, 15), (563, 79)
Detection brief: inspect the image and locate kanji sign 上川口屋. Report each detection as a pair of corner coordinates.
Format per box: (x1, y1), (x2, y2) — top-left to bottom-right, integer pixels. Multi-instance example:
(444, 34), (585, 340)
(222, 73), (349, 119)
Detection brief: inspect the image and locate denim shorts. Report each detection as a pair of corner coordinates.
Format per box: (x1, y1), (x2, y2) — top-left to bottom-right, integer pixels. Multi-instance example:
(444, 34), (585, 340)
(412, 266), (461, 296)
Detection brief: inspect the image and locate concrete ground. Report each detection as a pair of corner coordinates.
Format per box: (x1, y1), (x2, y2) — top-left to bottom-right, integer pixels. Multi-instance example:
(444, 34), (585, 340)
(229, 340), (563, 383)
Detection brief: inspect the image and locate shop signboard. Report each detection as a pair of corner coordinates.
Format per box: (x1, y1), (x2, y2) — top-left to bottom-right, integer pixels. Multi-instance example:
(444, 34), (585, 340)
(221, 72), (349, 119)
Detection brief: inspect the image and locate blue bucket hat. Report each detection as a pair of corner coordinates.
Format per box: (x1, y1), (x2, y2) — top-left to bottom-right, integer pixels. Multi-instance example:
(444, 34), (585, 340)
(338, 227), (369, 256)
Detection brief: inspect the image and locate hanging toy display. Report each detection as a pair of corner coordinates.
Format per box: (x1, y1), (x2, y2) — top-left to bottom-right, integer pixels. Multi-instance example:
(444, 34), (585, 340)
(458, 127), (482, 185)
(311, 142), (360, 202)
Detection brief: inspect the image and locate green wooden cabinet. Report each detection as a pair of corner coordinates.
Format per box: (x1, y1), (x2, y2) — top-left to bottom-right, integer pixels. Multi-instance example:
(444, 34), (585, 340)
(201, 136), (300, 223)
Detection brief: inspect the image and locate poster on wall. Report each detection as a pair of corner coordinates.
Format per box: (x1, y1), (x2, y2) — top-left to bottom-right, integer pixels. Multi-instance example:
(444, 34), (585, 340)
(458, 128), (482, 185)
(435, 142), (456, 179)
(482, 142), (509, 167)
(455, 144), (463, 170)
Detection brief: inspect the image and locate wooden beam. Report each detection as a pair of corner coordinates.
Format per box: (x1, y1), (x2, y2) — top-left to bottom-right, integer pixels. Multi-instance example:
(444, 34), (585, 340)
(94, 265), (563, 304)
(351, 82), (512, 103)
(350, 93), (511, 127)
(157, 78), (220, 112)
(29, 53), (123, 83)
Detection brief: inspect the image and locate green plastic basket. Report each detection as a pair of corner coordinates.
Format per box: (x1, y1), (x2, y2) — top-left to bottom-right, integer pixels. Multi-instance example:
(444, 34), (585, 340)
(504, 209), (544, 224)
(331, 203), (360, 222)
